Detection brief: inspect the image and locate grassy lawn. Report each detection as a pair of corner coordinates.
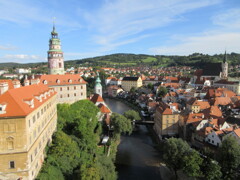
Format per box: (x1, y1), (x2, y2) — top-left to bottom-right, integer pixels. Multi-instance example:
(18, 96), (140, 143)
(142, 57), (157, 63)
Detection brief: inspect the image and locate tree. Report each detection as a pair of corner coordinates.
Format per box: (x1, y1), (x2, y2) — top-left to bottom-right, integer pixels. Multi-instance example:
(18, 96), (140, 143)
(201, 157), (222, 180)
(48, 131), (81, 176)
(157, 86), (168, 97)
(123, 110), (141, 121)
(110, 113), (132, 138)
(36, 163), (64, 180)
(182, 150), (203, 177)
(163, 138), (191, 179)
(130, 87), (136, 93)
(147, 83), (153, 90)
(218, 136), (240, 179)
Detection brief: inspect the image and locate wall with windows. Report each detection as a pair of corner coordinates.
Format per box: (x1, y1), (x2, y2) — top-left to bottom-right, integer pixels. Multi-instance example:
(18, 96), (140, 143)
(53, 84), (87, 104)
(154, 110), (179, 139)
(0, 94), (57, 180)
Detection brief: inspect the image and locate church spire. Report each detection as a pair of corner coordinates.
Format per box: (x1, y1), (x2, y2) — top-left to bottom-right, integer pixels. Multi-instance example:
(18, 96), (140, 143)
(223, 50), (227, 63)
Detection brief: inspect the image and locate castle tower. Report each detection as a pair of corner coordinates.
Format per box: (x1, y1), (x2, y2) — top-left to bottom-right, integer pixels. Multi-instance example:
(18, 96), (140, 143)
(221, 51), (228, 79)
(47, 24), (64, 74)
(95, 73), (102, 97)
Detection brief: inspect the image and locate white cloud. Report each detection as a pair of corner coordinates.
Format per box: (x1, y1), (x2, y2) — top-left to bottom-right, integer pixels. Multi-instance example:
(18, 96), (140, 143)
(150, 7), (240, 55)
(0, 0), (82, 28)
(0, 54), (45, 63)
(84, 0), (221, 52)
(149, 32), (240, 55)
(212, 8), (240, 29)
(0, 45), (17, 51)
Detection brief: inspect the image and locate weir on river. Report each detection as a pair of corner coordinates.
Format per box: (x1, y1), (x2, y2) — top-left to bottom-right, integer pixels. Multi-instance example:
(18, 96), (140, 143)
(104, 98), (162, 180)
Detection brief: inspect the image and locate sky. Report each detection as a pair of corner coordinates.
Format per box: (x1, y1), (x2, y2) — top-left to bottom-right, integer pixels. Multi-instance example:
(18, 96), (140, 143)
(0, 0), (239, 63)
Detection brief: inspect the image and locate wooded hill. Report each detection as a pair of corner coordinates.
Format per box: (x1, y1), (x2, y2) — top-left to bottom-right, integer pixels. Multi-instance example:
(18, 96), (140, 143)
(0, 53), (239, 70)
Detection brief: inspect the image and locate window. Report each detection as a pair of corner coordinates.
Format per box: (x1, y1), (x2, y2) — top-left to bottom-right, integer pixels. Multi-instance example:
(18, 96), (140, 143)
(81, 93), (83, 96)
(81, 86), (83, 89)
(60, 95), (62, 98)
(31, 155), (33, 162)
(7, 137), (14, 150)
(29, 120), (31, 127)
(37, 112), (40, 119)
(68, 94), (69, 97)
(67, 87), (69, 90)
(33, 116), (36, 123)
(9, 161), (15, 169)
(74, 93), (76, 97)
(60, 87), (62, 91)
(74, 86), (76, 90)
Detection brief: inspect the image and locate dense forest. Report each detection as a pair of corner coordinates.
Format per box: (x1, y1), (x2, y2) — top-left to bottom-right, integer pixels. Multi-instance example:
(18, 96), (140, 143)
(0, 52), (239, 70)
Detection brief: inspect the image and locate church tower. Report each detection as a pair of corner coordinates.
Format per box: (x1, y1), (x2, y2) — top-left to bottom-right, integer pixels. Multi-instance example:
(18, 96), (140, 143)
(47, 24), (64, 74)
(221, 51), (228, 79)
(94, 73), (102, 97)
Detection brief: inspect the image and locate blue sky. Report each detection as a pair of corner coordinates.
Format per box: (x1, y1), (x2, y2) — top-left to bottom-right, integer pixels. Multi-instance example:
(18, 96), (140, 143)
(0, 0), (239, 63)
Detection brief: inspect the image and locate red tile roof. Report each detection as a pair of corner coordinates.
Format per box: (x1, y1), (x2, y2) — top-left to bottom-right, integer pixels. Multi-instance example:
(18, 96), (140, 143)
(90, 94), (104, 104)
(0, 84), (56, 117)
(98, 103), (111, 113)
(0, 79), (15, 89)
(32, 74), (86, 86)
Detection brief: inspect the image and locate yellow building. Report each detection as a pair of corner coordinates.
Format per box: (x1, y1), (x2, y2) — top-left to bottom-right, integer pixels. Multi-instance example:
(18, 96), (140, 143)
(121, 77), (142, 92)
(186, 98), (210, 113)
(154, 102), (179, 139)
(0, 84), (57, 180)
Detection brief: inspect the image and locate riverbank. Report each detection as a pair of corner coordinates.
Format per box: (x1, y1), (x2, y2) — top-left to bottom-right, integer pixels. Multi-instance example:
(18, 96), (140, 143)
(104, 97), (194, 180)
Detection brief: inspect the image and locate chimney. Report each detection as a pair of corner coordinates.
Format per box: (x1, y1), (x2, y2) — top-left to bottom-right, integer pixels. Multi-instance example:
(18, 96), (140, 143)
(0, 82), (9, 95)
(13, 80), (21, 89)
(202, 114), (204, 119)
(24, 76), (30, 86)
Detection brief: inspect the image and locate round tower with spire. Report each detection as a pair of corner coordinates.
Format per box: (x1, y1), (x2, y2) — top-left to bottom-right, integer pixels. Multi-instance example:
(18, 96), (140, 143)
(95, 72), (102, 97)
(47, 23), (65, 75)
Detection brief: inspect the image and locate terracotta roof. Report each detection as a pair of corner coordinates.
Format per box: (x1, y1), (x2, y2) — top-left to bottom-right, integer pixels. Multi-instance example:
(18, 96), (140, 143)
(203, 106), (223, 119)
(192, 100), (210, 110)
(98, 103), (111, 113)
(32, 74), (86, 86)
(156, 102), (173, 115)
(185, 113), (204, 124)
(0, 79), (15, 89)
(0, 84), (56, 117)
(90, 94), (104, 104)
(213, 97), (232, 106)
(234, 128), (240, 137)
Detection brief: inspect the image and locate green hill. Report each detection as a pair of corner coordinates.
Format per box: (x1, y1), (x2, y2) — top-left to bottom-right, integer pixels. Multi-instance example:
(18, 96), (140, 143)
(0, 53), (239, 70)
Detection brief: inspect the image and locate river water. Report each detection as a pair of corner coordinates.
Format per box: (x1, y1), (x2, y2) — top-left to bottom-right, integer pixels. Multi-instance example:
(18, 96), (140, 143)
(104, 98), (162, 180)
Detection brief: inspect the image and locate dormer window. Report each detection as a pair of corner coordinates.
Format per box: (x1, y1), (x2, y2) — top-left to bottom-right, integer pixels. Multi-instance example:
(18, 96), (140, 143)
(34, 95), (42, 102)
(56, 79), (60, 84)
(24, 98), (34, 108)
(79, 79), (83, 83)
(0, 103), (7, 114)
(68, 79), (72, 83)
(43, 80), (48, 85)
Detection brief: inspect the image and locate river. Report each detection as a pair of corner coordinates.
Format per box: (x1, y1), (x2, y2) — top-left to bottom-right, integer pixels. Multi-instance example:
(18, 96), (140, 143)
(104, 98), (162, 180)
